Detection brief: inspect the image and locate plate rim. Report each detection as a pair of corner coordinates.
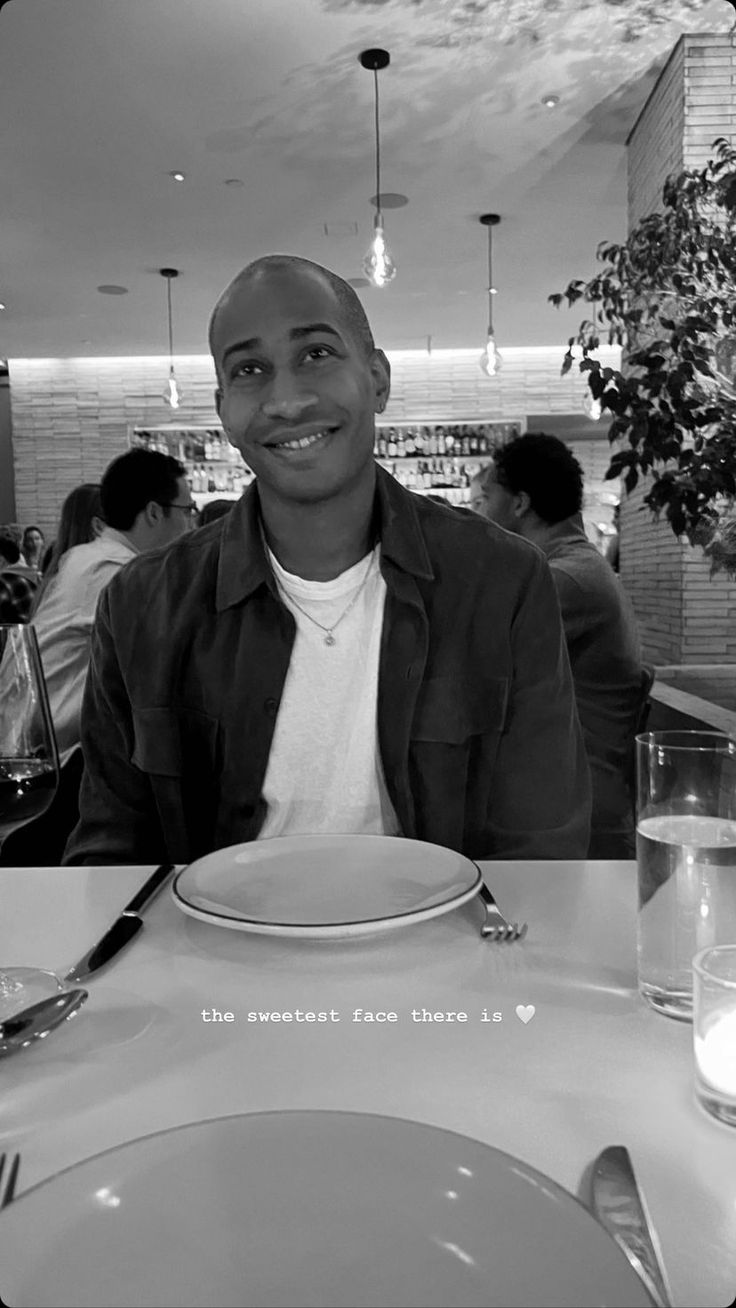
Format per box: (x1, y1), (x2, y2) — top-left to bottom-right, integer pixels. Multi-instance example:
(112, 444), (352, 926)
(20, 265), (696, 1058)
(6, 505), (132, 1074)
(171, 835), (482, 936)
(0, 1110), (653, 1308)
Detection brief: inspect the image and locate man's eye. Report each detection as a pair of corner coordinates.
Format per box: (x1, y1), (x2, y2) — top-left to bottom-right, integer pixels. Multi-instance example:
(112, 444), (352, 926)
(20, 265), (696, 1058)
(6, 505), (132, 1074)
(305, 345), (333, 361)
(231, 360), (263, 378)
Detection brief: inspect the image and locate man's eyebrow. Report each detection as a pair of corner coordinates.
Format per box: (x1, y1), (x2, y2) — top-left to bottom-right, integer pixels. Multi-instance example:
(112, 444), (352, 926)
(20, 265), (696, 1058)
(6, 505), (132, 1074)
(221, 323), (344, 367)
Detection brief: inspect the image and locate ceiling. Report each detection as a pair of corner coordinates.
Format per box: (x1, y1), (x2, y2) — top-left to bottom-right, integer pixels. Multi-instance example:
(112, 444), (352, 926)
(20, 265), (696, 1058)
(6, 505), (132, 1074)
(0, 0), (732, 359)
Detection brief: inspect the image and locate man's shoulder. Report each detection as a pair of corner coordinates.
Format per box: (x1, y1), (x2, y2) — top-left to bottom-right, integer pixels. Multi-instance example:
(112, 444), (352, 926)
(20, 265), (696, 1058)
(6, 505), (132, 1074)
(410, 491), (544, 572)
(105, 519), (223, 602)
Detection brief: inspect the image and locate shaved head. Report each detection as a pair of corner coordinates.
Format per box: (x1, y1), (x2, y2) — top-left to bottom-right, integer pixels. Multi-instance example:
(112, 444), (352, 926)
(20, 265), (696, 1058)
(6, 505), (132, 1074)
(209, 255), (376, 380)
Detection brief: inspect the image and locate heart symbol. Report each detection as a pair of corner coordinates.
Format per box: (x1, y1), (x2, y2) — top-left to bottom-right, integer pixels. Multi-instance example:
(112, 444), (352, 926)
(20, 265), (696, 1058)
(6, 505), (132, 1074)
(515, 1004), (535, 1024)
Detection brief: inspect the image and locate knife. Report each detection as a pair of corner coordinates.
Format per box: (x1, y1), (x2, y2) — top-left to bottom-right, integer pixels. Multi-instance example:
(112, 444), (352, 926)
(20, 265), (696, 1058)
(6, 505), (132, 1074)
(63, 863), (175, 984)
(590, 1145), (673, 1308)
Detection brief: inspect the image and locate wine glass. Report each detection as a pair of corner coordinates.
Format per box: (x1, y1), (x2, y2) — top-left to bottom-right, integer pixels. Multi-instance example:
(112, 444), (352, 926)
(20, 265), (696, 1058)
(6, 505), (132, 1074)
(0, 623), (63, 1021)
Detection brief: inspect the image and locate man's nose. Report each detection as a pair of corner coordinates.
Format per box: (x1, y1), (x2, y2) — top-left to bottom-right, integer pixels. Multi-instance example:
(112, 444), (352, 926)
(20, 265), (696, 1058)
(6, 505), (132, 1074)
(261, 369), (319, 420)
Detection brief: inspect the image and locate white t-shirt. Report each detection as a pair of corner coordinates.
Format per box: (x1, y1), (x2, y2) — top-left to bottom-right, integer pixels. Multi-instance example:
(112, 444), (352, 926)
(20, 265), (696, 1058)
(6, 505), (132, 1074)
(258, 543), (401, 840)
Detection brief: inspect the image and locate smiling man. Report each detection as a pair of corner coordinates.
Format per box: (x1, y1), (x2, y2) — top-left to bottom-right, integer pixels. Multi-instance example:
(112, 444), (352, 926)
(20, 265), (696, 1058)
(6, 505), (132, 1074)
(64, 255), (590, 865)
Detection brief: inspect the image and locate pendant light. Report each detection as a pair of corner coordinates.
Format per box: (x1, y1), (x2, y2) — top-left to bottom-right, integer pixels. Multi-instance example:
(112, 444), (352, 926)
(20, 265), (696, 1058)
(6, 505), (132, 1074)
(479, 214), (503, 376)
(160, 267), (182, 410)
(359, 49), (396, 287)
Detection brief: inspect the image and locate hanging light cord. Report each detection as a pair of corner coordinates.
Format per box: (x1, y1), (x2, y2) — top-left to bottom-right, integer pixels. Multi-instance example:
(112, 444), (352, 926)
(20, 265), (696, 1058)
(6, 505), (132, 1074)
(373, 67), (382, 223)
(166, 277), (174, 366)
(487, 227), (494, 335)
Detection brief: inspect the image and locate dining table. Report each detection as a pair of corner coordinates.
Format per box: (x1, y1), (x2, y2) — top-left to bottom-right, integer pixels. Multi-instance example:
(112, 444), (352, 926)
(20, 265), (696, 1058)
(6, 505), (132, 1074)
(1, 856), (735, 1308)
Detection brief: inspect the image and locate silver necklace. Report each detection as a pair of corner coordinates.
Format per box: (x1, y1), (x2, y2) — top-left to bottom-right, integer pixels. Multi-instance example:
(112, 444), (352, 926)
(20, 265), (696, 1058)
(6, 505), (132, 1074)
(276, 551), (376, 646)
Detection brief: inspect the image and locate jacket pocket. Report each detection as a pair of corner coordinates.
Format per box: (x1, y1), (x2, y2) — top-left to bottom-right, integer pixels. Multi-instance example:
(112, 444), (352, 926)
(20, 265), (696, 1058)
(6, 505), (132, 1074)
(410, 677), (508, 744)
(131, 707), (218, 777)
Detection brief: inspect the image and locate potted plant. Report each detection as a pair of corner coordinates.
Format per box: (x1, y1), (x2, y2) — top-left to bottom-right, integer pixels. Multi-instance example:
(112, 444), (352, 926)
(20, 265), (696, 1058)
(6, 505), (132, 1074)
(549, 136), (736, 577)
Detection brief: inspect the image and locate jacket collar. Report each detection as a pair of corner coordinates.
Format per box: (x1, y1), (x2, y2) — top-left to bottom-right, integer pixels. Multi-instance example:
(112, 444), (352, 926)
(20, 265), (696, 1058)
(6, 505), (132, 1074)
(537, 511), (589, 559)
(215, 463), (434, 612)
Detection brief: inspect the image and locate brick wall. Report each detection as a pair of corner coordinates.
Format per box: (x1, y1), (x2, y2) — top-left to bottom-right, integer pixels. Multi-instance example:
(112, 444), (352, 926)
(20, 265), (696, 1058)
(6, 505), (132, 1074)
(625, 32), (736, 668)
(7, 346), (620, 538)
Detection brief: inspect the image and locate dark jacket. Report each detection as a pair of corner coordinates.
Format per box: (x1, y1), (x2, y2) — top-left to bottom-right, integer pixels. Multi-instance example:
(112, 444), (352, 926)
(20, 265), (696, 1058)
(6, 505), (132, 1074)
(542, 514), (643, 854)
(64, 467), (591, 865)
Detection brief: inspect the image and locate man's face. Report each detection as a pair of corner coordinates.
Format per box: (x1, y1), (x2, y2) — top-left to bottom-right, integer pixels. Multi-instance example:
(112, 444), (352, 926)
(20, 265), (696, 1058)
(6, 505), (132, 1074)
(471, 463), (520, 533)
(157, 476), (196, 545)
(212, 266), (389, 505)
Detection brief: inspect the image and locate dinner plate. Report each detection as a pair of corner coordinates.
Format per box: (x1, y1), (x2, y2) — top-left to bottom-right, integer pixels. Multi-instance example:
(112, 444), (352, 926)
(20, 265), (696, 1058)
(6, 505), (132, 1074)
(0, 1111), (652, 1308)
(171, 834), (482, 937)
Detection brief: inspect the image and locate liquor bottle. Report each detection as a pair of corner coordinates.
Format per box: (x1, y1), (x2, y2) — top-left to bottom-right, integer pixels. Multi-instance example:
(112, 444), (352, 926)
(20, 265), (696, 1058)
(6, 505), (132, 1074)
(405, 428), (416, 456)
(388, 429), (398, 457)
(445, 429), (455, 454)
(396, 433), (405, 459)
(377, 433), (387, 459)
(437, 427), (446, 456)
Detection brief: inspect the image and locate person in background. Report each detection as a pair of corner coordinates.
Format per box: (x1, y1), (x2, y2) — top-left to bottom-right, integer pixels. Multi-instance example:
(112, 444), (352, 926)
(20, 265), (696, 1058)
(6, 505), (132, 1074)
(605, 503), (621, 573)
(470, 433), (644, 858)
(0, 449), (195, 866)
(21, 524), (45, 575)
(32, 483), (105, 616)
(0, 534), (39, 623)
(65, 254), (590, 866)
(197, 497), (233, 527)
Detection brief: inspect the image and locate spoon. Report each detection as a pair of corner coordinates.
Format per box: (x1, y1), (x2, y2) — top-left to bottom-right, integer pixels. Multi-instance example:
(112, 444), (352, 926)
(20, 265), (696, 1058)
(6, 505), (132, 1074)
(0, 989), (88, 1058)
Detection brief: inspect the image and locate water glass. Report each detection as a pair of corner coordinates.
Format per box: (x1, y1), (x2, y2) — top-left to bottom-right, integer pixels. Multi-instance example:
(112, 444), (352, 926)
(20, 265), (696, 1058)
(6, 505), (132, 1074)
(693, 945), (736, 1127)
(636, 731), (736, 1020)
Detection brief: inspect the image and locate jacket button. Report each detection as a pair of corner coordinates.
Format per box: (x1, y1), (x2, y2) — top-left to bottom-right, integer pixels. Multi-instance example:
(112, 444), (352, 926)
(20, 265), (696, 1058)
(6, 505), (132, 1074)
(264, 697), (278, 716)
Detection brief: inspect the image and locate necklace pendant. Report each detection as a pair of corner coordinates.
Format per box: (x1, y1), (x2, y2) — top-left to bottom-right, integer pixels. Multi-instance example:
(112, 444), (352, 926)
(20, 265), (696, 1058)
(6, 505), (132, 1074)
(324, 632), (336, 647)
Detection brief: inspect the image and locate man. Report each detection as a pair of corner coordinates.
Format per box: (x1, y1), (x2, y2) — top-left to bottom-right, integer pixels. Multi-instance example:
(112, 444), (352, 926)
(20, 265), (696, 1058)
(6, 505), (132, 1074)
(65, 256), (590, 865)
(0, 448), (195, 865)
(471, 433), (645, 858)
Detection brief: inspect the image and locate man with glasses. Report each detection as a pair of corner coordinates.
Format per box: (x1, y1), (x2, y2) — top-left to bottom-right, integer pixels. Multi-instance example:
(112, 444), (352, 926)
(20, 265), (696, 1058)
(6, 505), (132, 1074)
(0, 448), (194, 865)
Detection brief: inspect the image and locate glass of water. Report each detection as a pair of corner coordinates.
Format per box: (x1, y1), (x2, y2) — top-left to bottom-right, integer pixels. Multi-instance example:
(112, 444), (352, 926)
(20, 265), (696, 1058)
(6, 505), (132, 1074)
(636, 731), (736, 1020)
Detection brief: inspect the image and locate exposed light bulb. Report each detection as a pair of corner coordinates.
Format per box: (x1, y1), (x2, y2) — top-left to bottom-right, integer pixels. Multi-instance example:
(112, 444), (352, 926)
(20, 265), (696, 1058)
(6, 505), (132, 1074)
(163, 369), (181, 410)
(363, 220), (397, 287)
(479, 333), (503, 377)
(582, 389), (602, 421)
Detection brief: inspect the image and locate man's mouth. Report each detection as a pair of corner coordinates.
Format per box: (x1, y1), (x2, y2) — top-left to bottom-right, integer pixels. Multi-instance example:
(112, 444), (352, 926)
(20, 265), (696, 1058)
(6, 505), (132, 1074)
(268, 428), (337, 452)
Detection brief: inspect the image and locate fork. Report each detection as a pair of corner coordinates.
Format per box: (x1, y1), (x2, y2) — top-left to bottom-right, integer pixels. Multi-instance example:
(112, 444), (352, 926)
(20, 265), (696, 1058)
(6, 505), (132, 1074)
(0, 1152), (20, 1209)
(477, 880), (528, 941)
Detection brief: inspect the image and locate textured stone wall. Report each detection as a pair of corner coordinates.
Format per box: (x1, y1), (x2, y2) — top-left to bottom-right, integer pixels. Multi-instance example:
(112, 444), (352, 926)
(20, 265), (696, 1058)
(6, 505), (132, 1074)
(624, 32), (736, 667)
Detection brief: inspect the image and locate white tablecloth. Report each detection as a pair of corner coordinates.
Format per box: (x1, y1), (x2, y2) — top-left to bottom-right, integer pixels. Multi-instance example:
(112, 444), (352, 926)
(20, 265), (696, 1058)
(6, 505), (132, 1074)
(1, 859), (734, 1308)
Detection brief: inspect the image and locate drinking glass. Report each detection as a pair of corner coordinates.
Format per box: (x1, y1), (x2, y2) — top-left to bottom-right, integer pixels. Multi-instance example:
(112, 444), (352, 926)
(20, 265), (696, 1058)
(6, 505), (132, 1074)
(0, 623), (62, 1020)
(636, 731), (736, 1020)
(693, 945), (736, 1127)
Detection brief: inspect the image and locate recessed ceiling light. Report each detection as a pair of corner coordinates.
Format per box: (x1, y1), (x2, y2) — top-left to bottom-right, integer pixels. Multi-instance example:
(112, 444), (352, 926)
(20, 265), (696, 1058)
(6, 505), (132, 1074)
(97, 284), (129, 295)
(224, 178), (245, 188)
(541, 94), (559, 108)
(169, 171), (186, 182)
(0, 302), (5, 311)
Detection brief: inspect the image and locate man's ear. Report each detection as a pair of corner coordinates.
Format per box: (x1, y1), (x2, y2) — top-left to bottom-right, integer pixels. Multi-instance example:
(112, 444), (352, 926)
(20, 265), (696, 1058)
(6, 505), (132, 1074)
(513, 490), (532, 520)
(143, 499), (164, 529)
(371, 349), (391, 414)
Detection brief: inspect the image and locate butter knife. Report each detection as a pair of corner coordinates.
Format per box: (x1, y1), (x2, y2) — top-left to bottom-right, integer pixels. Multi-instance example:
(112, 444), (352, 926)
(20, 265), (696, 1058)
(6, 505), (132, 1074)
(591, 1146), (673, 1308)
(63, 863), (175, 984)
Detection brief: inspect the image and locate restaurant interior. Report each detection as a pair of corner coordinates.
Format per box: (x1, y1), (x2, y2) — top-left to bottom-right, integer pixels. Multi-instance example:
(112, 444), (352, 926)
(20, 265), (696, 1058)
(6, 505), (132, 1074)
(1, 2), (735, 1306)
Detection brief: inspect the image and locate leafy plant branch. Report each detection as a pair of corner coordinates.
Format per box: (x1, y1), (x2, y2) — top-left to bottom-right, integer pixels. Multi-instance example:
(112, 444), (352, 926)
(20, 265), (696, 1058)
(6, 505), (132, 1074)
(549, 137), (736, 577)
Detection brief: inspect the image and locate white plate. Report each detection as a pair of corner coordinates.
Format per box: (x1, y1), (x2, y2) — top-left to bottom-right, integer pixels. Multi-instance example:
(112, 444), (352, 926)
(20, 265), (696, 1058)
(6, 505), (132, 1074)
(171, 834), (482, 938)
(0, 1111), (652, 1308)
